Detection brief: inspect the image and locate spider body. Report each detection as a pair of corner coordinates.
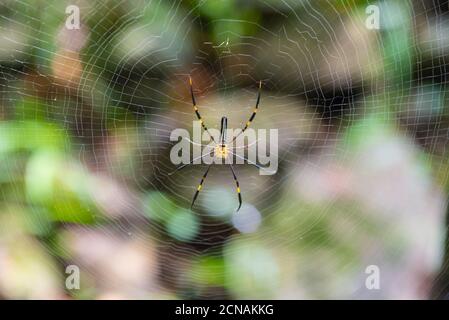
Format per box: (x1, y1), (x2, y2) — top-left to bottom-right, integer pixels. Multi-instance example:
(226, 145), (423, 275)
(214, 116), (229, 159)
(170, 77), (263, 212)
(214, 143), (229, 159)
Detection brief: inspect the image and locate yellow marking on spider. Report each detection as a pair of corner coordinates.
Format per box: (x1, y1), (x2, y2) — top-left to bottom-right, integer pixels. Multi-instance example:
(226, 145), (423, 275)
(194, 106), (198, 111)
(237, 187), (241, 193)
(246, 121), (250, 126)
(197, 185), (202, 191)
(214, 144), (229, 159)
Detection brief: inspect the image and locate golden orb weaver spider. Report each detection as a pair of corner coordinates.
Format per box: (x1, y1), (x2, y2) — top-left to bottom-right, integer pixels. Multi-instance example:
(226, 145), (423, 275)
(169, 76), (265, 212)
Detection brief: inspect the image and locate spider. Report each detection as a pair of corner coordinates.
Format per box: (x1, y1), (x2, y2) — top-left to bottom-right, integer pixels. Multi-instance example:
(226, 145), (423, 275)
(169, 76), (268, 212)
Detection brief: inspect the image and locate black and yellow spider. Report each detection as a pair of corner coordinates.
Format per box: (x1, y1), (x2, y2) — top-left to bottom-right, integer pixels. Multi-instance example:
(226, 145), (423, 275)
(170, 76), (265, 212)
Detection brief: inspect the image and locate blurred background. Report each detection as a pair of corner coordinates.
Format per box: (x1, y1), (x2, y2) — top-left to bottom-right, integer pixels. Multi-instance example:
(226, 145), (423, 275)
(0, 0), (449, 299)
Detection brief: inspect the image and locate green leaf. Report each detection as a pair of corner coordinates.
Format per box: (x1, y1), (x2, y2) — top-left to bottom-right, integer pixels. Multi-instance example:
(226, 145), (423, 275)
(166, 209), (199, 242)
(25, 151), (97, 224)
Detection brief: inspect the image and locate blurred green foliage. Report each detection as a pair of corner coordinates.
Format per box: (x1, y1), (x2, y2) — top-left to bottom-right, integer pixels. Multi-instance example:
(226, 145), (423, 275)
(0, 0), (447, 300)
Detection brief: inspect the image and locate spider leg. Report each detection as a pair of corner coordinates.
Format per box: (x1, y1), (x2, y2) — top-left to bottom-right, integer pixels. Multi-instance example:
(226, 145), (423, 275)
(229, 164), (242, 212)
(229, 150), (276, 175)
(232, 80), (262, 143)
(189, 76), (216, 143)
(168, 150), (213, 176)
(191, 165), (212, 210)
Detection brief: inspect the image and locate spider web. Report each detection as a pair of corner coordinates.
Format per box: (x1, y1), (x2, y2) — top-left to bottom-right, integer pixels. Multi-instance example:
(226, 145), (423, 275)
(0, 0), (448, 299)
